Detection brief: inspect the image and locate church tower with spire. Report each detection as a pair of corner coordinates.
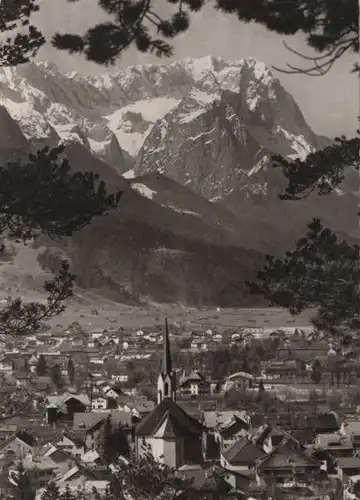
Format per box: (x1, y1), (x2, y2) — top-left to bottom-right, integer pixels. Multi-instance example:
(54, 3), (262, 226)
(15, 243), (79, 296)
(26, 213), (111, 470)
(157, 318), (176, 404)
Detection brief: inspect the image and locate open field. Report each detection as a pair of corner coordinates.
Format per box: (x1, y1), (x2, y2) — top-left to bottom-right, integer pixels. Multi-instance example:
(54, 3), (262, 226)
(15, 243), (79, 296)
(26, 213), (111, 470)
(43, 300), (313, 332)
(0, 243), (313, 332)
(187, 308), (313, 329)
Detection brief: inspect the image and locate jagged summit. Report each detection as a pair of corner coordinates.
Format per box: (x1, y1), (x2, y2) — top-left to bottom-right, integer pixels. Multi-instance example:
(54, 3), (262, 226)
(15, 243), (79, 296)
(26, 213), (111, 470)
(0, 54), (328, 202)
(0, 56), (356, 307)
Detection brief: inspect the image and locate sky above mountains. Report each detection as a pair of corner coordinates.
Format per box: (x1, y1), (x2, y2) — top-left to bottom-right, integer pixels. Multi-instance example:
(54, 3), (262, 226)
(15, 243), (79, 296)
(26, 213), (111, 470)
(33, 0), (356, 138)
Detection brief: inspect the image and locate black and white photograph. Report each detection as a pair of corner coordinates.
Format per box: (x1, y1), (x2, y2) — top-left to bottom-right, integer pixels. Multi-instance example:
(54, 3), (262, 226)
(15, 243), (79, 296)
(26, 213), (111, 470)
(0, 1), (358, 499)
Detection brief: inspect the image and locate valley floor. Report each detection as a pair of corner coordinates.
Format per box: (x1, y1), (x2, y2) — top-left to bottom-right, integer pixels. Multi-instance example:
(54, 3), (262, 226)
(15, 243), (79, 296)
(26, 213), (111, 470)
(0, 243), (312, 332)
(45, 297), (313, 331)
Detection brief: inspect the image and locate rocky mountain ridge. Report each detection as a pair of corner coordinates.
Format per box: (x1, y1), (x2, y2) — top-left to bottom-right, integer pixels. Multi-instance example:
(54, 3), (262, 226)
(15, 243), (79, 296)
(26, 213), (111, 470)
(0, 57), (319, 174)
(0, 56), (356, 306)
(0, 55), (344, 212)
(0, 101), (266, 306)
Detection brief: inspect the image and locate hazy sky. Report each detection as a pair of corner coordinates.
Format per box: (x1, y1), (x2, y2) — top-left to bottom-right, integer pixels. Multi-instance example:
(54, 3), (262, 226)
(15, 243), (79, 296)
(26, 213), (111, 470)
(33, 0), (357, 138)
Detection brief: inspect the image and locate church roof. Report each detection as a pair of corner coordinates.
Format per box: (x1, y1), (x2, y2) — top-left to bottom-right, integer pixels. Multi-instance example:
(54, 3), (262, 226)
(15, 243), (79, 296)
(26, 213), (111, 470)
(135, 398), (203, 437)
(154, 413), (201, 439)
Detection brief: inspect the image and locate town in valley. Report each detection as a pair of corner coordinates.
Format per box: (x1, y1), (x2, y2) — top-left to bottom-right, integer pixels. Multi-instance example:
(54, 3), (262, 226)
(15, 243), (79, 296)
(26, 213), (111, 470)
(0, 306), (359, 500)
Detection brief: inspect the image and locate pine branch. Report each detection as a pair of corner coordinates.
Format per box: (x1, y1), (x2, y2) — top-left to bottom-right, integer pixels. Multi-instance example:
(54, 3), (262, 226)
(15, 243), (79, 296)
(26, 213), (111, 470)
(0, 0), (45, 65)
(247, 219), (360, 338)
(217, 0), (358, 75)
(0, 0), (357, 68)
(111, 452), (196, 500)
(0, 145), (122, 242)
(0, 260), (75, 335)
(0, 145), (120, 337)
(271, 135), (360, 200)
(273, 37), (357, 75)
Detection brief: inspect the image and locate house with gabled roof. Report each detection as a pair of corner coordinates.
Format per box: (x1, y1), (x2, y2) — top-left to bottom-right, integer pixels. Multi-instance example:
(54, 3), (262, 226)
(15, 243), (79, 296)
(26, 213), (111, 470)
(73, 410), (135, 450)
(314, 432), (354, 458)
(54, 463), (104, 487)
(32, 376), (53, 393)
(104, 386), (124, 400)
(9, 455), (58, 490)
(42, 444), (74, 465)
(50, 431), (86, 459)
(179, 370), (211, 398)
(45, 393), (90, 425)
(256, 435), (321, 480)
(201, 410), (250, 459)
(218, 415), (251, 452)
(91, 396), (109, 411)
(314, 410), (342, 434)
(223, 371), (253, 392)
(0, 434), (31, 461)
(177, 464), (234, 500)
(336, 457), (360, 483)
(263, 360), (298, 381)
(221, 437), (266, 473)
(0, 429), (42, 460)
(253, 424), (289, 453)
(0, 424), (18, 441)
(201, 411), (250, 432)
(213, 465), (266, 499)
(118, 399), (155, 418)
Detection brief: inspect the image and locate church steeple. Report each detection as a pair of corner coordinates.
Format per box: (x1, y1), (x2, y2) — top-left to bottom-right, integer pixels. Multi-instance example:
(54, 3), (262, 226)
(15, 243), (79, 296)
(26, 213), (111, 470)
(163, 317), (172, 375)
(157, 317), (176, 404)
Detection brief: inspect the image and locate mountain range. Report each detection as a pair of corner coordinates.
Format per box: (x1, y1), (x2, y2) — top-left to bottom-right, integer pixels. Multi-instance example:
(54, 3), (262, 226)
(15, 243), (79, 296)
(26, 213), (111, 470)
(0, 56), (356, 306)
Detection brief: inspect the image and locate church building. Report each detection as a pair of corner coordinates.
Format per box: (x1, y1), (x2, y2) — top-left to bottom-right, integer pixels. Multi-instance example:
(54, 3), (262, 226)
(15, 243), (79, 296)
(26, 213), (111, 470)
(135, 318), (204, 468)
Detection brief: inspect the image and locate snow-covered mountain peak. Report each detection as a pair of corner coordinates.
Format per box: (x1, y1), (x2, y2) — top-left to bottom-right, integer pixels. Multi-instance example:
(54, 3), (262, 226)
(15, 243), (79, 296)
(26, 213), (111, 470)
(58, 55), (277, 102)
(182, 55), (226, 80)
(35, 61), (59, 74)
(0, 67), (17, 87)
(0, 56), (322, 199)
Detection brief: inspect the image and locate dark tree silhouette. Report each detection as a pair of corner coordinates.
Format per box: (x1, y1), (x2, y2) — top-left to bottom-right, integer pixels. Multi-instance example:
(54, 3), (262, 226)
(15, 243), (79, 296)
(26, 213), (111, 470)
(248, 218), (360, 337)
(102, 415), (114, 463)
(272, 136), (360, 201)
(49, 364), (63, 389)
(0, 0), (45, 66)
(310, 359), (322, 384)
(258, 379), (265, 394)
(60, 485), (75, 500)
(35, 354), (47, 376)
(308, 389), (319, 414)
(40, 482), (61, 500)
(0, 1), (356, 72)
(102, 416), (130, 463)
(67, 358), (75, 385)
(354, 479), (360, 499)
(0, 146), (121, 241)
(0, 146), (121, 336)
(0, 260), (75, 336)
(217, 0), (358, 74)
(12, 462), (35, 500)
(94, 452), (197, 500)
(235, 3), (360, 342)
